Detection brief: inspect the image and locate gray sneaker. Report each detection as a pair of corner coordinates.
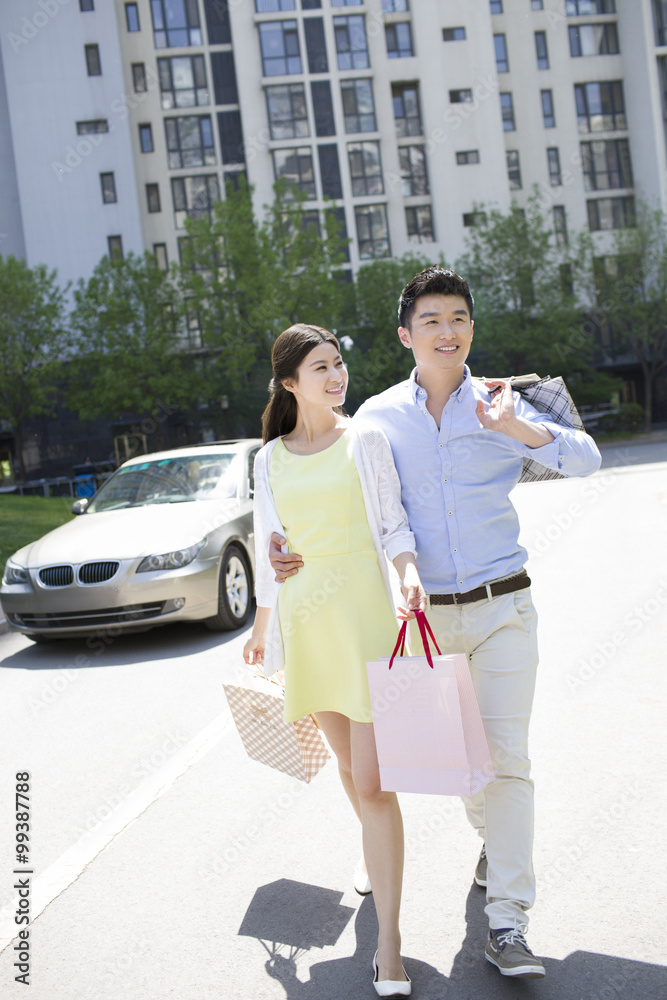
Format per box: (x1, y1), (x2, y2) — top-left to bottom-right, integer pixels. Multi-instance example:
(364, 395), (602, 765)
(485, 927), (546, 978)
(474, 844), (487, 887)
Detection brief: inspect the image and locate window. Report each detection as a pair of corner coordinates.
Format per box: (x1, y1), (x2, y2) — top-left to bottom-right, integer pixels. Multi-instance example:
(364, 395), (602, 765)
(406, 205), (434, 243)
(382, 0), (409, 10)
(153, 244), (168, 270)
(494, 33), (509, 72)
(398, 145), (428, 196)
(332, 0), (362, 5)
(302, 0), (322, 7)
(76, 119), (108, 134)
(490, 1), (503, 13)
(541, 89), (555, 127)
(100, 173), (116, 203)
(139, 123), (154, 153)
(319, 145), (343, 198)
(386, 22), (413, 58)
(392, 83), (422, 136)
(566, 1), (616, 13)
(348, 142), (383, 196)
(108, 235), (123, 259)
(587, 196), (634, 230)
(553, 205), (568, 245)
(171, 175), (220, 228)
(655, 0), (667, 45)
(547, 147), (561, 185)
(256, 0), (295, 9)
(218, 111), (244, 164)
(450, 89), (473, 103)
(259, 21), (302, 76)
(443, 27), (466, 41)
(355, 204), (390, 259)
(463, 211), (487, 226)
(132, 63), (147, 92)
(531, 0), (543, 8)
(79, 0), (94, 10)
(507, 150), (522, 189)
(341, 79), (376, 133)
(146, 184), (161, 213)
(165, 116), (215, 169)
(125, 3), (139, 31)
(211, 51), (238, 105)
(304, 18), (328, 73)
(311, 80), (335, 136)
(500, 92), (515, 130)
(575, 81), (625, 132)
(151, 0), (201, 48)
(273, 148), (316, 199)
(456, 150), (480, 164)
(203, 0), (231, 43)
(569, 23), (619, 56)
(535, 31), (549, 69)
(158, 56), (208, 109)
(581, 139), (633, 190)
(85, 44), (101, 76)
(266, 84), (309, 140)
(334, 16), (369, 70)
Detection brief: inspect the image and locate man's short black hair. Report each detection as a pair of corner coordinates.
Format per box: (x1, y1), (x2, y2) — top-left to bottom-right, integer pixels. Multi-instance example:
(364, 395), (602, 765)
(398, 266), (474, 329)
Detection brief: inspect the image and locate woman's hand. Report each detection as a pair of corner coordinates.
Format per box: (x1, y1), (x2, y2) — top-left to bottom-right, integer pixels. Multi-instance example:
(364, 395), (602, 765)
(243, 634), (265, 666)
(393, 553), (427, 621)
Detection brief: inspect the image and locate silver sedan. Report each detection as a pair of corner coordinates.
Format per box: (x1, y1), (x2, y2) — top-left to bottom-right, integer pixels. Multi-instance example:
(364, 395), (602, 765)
(1, 440), (262, 642)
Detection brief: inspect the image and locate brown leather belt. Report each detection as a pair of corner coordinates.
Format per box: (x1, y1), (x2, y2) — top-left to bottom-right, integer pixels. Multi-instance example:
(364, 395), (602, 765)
(429, 571), (530, 606)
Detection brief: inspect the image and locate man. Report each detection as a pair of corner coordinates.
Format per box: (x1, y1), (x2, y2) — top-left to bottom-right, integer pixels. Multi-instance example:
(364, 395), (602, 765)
(269, 267), (601, 978)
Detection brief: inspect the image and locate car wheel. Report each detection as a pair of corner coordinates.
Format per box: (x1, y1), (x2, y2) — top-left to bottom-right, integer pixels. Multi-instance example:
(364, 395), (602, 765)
(205, 544), (253, 631)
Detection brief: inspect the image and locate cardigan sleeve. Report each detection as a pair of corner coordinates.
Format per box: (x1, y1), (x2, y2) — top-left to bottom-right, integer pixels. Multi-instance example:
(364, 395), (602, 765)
(356, 423), (416, 562)
(252, 443), (283, 609)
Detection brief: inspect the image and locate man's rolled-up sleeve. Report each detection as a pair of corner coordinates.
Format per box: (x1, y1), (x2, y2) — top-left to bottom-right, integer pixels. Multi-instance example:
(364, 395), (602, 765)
(515, 394), (602, 478)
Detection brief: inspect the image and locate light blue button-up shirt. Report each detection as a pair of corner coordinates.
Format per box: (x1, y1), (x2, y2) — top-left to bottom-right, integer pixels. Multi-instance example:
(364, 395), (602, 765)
(355, 366), (601, 594)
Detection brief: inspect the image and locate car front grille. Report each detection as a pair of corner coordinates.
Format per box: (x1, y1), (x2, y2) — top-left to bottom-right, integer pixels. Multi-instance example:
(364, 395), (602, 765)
(15, 603), (166, 630)
(38, 566), (74, 587)
(78, 561), (120, 584)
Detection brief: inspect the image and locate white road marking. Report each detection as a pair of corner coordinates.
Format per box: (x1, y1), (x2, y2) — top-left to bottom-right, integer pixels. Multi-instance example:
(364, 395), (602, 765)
(0, 711), (232, 953)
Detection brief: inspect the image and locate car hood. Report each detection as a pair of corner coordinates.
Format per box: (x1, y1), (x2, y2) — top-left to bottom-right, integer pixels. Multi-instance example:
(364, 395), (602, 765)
(12, 499), (246, 567)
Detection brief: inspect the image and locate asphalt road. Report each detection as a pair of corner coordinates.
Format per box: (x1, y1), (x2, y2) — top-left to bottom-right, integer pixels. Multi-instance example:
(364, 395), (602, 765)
(0, 441), (666, 1000)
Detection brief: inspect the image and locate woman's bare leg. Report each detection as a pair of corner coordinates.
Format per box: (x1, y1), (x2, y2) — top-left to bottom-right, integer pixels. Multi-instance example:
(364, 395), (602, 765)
(314, 711), (362, 821)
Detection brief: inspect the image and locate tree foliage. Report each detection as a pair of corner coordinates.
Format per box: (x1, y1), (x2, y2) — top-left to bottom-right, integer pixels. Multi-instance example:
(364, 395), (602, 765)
(68, 252), (193, 449)
(0, 255), (68, 479)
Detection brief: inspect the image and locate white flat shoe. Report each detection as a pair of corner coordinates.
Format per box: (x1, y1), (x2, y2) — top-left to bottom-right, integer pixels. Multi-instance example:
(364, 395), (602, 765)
(372, 950), (411, 997)
(353, 859), (372, 895)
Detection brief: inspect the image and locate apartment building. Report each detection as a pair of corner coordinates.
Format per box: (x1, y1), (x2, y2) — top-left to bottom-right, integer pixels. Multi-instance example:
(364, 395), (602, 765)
(2, 0), (666, 291)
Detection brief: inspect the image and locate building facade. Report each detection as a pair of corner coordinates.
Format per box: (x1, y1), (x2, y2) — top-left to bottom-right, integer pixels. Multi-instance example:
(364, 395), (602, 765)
(2, 0), (667, 287)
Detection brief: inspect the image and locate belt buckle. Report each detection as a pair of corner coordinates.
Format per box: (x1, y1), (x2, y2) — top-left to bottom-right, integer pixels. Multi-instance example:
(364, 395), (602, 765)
(452, 592), (461, 606)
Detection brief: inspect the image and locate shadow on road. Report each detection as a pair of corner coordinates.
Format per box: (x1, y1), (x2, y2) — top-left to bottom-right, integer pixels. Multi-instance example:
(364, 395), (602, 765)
(239, 879), (667, 1000)
(0, 619), (245, 671)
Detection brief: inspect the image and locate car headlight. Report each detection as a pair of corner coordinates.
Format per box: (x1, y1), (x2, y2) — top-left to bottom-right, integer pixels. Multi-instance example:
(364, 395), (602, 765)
(136, 539), (206, 574)
(3, 561), (29, 585)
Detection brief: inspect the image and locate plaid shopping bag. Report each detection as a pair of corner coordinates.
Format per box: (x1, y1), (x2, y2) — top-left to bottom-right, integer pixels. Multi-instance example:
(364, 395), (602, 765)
(223, 679), (330, 783)
(479, 373), (586, 483)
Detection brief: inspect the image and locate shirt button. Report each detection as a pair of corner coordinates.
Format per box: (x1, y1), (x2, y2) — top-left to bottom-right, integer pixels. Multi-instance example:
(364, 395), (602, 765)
(453, 548), (457, 553)
(439, 444), (443, 448)
(448, 510), (453, 515)
(459, 581), (463, 586)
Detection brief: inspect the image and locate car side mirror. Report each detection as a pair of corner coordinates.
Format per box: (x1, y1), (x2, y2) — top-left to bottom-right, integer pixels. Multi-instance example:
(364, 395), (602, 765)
(72, 498), (90, 515)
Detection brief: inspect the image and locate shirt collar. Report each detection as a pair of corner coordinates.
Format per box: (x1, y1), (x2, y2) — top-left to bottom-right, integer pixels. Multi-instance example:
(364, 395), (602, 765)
(409, 365), (472, 404)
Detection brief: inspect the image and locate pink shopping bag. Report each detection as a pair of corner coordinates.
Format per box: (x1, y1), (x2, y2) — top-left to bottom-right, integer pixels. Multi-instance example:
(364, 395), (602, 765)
(366, 610), (495, 796)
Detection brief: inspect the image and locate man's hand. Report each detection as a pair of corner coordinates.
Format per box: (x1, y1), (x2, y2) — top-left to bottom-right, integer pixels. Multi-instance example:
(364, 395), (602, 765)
(269, 531), (303, 583)
(476, 381), (554, 448)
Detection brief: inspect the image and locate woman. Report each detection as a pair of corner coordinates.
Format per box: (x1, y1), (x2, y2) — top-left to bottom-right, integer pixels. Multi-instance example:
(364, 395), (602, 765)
(243, 324), (425, 997)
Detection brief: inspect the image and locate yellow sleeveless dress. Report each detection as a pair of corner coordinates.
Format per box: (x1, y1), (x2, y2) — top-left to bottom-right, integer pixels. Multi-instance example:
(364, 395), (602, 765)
(269, 431), (399, 723)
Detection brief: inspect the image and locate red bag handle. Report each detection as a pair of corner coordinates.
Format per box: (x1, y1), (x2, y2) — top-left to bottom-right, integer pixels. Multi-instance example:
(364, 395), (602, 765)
(388, 610), (441, 669)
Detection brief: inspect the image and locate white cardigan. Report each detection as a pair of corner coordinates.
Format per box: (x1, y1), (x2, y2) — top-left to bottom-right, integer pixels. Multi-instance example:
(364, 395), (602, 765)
(252, 420), (416, 676)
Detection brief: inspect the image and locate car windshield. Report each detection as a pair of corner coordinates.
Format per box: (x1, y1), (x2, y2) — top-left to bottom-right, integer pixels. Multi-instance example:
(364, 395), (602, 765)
(87, 453), (241, 512)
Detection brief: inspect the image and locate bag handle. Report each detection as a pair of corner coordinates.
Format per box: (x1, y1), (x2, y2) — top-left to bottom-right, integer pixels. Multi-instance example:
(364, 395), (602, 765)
(388, 610), (441, 669)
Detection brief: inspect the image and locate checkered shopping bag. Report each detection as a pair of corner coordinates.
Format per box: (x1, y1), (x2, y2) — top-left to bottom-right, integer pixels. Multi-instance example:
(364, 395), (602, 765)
(479, 373), (586, 482)
(223, 678), (330, 783)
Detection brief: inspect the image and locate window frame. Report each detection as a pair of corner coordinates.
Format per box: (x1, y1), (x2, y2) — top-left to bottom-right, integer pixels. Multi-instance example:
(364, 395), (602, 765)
(125, 2), (140, 32)
(580, 138), (633, 191)
(100, 172), (116, 204)
(266, 83), (309, 140)
(165, 115), (216, 170)
(151, 0), (202, 49)
(272, 147), (317, 200)
(500, 92), (515, 130)
(385, 21), (414, 59)
(334, 15), (369, 70)
(456, 149), (480, 165)
(398, 144), (429, 196)
(587, 196), (634, 231)
(392, 82), (422, 137)
(406, 204), (434, 244)
(547, 147), (562, 186)
(541, 89), (555, 128)
(259, 20), (302, 76)
(171, 175), (220, 229)
(507, 149), (522, 190)
(348, 141), (384, 197)
(355, 203), (390, 259)
(85, 43), (101, 76)
(494, 33), (509, 72)
(535, 30), (549, 69)
(341, 78), (376, 134)
(158, 55), (209, 110)
(569, 22), (620, 57)
(146, 183), (162, 214)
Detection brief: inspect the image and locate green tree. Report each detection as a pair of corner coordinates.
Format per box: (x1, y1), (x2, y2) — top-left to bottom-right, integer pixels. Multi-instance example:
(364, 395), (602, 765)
(344, 252), (435, 410)
(455, 193), (618, 405)
(68, 252), (193, 450)
(593, 201), (667, 432)
(0, 255), (68, 480)
(179, 179), (350, 434)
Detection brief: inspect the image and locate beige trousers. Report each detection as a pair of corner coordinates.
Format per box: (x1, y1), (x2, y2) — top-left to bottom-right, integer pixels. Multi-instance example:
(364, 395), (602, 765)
(409, 587), (539, 930)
